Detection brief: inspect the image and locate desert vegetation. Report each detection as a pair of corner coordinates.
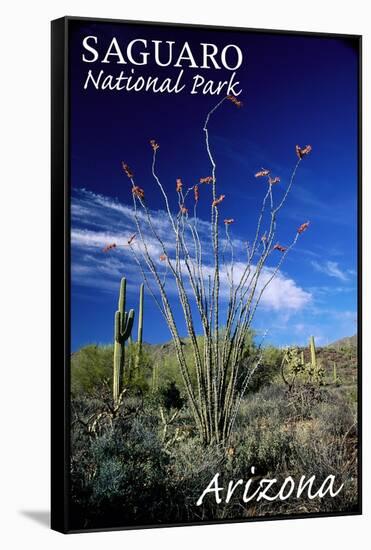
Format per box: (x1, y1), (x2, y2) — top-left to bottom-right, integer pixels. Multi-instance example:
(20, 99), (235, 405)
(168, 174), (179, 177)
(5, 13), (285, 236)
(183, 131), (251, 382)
(71, 333), (358, 529)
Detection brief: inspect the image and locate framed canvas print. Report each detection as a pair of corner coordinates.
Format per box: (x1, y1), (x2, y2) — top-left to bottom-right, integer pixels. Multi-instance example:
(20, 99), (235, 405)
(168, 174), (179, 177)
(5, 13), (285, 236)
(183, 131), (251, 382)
(51, 16), (362, 533)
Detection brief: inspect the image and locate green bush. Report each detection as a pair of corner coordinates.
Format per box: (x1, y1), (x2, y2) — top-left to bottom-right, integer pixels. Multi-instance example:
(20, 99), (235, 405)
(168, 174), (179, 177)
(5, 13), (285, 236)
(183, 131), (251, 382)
(71, 345), (113, 396)
(71, 344), (154, 397)
(247, 346), (284, 392)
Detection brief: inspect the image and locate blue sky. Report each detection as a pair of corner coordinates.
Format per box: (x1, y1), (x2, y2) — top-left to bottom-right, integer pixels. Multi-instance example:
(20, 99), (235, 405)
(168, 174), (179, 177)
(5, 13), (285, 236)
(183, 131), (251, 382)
(69, 20), (359, 351)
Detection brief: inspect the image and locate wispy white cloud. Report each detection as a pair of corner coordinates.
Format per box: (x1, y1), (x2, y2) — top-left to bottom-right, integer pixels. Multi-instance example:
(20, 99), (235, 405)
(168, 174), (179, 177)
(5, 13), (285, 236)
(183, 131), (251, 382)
(71, 189), (311, 314)
(311, 260), (349, 282)
(308, 285), (355, 296)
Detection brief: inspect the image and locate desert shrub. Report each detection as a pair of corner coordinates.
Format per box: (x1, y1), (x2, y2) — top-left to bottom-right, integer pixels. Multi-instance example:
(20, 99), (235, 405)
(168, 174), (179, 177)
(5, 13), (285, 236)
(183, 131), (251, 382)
(230, 387), (295, 473)
(236, 385), (290, 426)
(160, 382), (184, 411)
(71, 410), (170, 529)
(153, 341), (198, 391)
(123, 342), (153, 392)
(236, 419), (294, 474)
(284, 385), (326, 421)
(231, 391), (358, 517)
(312, 396), (356, 438)
(169, 438), (225, 479)
(286, 414), (358, 514)
(246, 346), (284, 392)
(165, 438), (229, 521)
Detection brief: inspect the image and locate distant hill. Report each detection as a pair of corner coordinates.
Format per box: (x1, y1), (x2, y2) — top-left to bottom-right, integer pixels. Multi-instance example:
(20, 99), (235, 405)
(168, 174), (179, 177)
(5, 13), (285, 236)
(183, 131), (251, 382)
(328, 334), (357, 349)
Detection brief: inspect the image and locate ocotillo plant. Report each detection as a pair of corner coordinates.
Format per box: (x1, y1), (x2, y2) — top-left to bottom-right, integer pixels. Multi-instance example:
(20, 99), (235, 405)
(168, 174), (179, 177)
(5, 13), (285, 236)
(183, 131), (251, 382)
(120, 95), (312, 444)
(113, 277), (135, 404)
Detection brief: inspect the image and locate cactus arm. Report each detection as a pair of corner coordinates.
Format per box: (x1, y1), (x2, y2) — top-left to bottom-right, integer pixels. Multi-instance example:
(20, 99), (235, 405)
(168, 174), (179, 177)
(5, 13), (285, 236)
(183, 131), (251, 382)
(122, 309), (135, 340)
(121, 311), (127, 334)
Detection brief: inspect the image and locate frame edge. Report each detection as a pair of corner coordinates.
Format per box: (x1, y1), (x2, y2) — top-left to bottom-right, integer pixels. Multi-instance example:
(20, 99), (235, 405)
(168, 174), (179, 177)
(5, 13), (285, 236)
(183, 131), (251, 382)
(51, 16), (70, 534)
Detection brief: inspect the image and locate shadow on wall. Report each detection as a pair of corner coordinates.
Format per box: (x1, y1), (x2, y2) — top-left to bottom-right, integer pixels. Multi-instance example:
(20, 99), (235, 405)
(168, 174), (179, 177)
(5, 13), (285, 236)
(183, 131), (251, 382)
(19, 510), (50, 528)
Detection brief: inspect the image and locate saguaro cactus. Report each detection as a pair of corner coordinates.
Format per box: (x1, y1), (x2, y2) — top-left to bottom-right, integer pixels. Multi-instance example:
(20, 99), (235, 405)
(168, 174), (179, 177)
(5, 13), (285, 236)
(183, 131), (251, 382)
(308, 335), (324, 385)
(135, 283), (144, 371)
(113, 277), (135, 404)
(310, 336), (317, 369)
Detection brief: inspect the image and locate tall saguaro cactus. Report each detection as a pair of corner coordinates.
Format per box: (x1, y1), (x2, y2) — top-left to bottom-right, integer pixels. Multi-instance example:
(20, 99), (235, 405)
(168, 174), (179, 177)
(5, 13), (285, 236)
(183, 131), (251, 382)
(310, 335), (317, 369)
(309, 335), (324, 385)
(113, 277), (135, 404)
(135, 283), (144, 371)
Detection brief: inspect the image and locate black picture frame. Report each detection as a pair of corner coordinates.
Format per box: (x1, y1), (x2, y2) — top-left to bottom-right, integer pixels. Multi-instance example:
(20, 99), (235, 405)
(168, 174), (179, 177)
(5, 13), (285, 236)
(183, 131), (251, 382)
(51, 16), (362, 533)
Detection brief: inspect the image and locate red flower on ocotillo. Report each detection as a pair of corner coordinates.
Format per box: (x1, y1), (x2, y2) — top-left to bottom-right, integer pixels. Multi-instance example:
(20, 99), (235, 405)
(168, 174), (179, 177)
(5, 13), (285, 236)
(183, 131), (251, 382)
(132, 186), (145, 200)
(297, 221), (310, 234)
(268, 176), (280, 185)
(296, 145), (312, 159)
(212, 194), (225, 207)
(122, 162), (134, 178)
(176, 178), (183, 192)
(150, 139), (159, 151)
(199, 176), (214, 184)
(273, 243), (287, 252)
(103, 243), (117, 253)
(159, 254), (167, 262)
(227, 95), (243, 108)
(224, 218), (234, 225)
(255, 168), (270, 178)
(194, 185), (199, 202)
